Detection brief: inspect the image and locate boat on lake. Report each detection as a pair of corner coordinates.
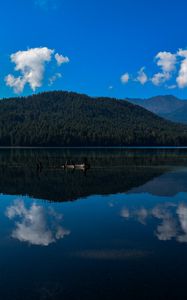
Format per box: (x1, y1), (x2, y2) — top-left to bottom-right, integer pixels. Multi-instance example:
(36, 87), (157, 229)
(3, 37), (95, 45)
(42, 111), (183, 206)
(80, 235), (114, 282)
(62, 162), (90, 171)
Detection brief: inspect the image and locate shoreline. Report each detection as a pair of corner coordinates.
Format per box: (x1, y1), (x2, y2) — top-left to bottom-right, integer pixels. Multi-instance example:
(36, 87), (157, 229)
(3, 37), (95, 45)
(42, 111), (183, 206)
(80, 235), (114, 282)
(1, 146), (187, 149)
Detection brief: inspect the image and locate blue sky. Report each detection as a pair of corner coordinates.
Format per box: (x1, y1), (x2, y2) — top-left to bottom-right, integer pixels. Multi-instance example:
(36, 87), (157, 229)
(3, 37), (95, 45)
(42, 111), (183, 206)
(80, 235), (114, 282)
(0, 0), (187, 99)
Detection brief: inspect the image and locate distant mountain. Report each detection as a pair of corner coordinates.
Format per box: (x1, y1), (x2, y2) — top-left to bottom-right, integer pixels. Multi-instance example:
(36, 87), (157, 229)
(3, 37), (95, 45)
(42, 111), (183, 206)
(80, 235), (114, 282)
(1, 91), (187, 147)
(127, 95), (187, 124)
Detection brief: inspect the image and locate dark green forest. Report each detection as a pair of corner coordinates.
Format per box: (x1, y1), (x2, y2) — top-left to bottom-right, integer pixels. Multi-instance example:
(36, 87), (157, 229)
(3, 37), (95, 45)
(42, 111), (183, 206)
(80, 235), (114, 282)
(1, 91), (187, 146)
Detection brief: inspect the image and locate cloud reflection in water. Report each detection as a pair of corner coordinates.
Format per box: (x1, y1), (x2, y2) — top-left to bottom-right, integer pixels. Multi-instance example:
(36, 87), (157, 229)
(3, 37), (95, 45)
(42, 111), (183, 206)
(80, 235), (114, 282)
(120, 202), (187, 243)
(6, 200), (70, 246)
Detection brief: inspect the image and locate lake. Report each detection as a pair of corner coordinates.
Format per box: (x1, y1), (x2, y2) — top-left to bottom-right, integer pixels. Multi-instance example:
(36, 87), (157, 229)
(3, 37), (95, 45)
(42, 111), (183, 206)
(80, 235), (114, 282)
(1, 148), (187, 299)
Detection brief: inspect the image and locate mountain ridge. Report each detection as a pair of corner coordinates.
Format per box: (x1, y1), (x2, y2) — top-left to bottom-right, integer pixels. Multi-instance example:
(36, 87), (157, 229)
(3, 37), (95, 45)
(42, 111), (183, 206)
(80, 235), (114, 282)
(126, 95), (187, 124)
(1, 91), (187, 147)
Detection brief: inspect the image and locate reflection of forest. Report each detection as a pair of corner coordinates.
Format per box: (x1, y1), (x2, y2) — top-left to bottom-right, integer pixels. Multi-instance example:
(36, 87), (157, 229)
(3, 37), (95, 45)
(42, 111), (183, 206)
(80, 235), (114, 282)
(0, 148), (187, 202)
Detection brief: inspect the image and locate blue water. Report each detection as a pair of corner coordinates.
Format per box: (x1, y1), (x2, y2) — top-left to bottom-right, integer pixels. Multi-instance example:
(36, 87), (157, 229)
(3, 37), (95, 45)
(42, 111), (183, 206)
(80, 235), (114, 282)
(1, 149), (187, 299)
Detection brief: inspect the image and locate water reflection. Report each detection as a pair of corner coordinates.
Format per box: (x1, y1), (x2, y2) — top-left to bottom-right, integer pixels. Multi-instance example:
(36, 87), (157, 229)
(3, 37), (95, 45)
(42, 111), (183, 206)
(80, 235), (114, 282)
(1, 148), (186, 202)
(6, 199), (70, 246)
(1, 149), (187, 299)
(130, 169), (187, 196)
(120, 201), (187, 243)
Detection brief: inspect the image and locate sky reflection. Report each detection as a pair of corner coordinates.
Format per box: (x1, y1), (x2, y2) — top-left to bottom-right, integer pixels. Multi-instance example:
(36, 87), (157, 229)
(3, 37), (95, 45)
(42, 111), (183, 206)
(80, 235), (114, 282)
(120, 201), (187, 243)
(5, 199), (70, 246)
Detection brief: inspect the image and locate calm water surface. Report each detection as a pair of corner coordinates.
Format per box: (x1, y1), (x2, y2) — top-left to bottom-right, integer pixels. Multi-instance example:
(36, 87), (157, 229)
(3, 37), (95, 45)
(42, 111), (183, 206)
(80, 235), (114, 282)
(1, 148), (187, 299)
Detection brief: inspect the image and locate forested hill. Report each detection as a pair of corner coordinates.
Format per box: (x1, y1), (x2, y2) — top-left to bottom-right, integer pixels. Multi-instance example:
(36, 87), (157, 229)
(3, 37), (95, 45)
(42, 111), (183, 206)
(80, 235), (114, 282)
(1, 91), (187, 147)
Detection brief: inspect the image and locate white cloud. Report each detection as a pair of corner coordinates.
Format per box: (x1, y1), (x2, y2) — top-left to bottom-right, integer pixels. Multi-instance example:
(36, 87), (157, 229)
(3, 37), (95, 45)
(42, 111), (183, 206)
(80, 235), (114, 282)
(55, 53), (70, 66)
(176, 49), (187, 88)
(120, 47), (187, 89)
(6, 200), (70, 246)
(5, 47), (53, 93)
(5, 75), (26, 94)
(5, 47), (70, 93)
(136, 67), (148, 85)
(121, 73), (130, 84)
(155, 51), (177, 73)
(151, 51), (177, 87)
(151, 72), (170, 86)
(48, 72), (62, 86)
